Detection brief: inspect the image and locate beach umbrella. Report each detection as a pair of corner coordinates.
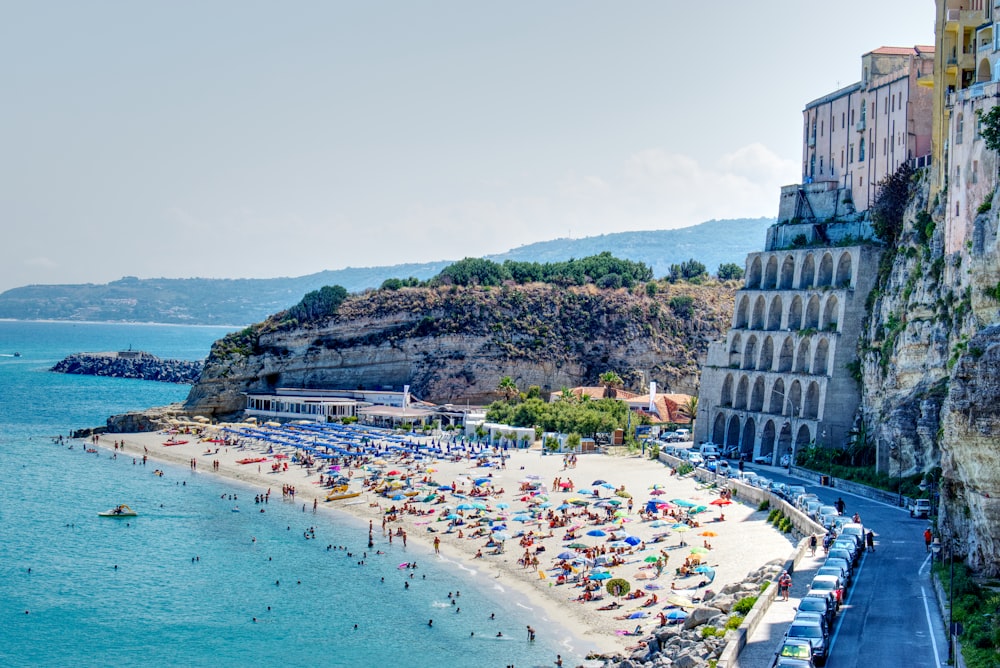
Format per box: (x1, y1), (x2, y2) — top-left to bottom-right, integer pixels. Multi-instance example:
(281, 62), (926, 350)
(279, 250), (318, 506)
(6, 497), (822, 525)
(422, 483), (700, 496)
(496, 502), (509, 509)
(569, 499), (589, 506)
(649, 520), (670, 528)
(671, 499), (696, 507)
(666, 595), (696, 608)
(592, 479), (607, 485)
(694, 565), (714, 574)
(472, 502), (488, 510)
(590, 572), (612, 580)
(644, 555), (659, 563)
(645, 583), (664, 590)
(672, 524), (690, 533)
(710, 498), (731, 506)
(557, 551), (577, 560)
(567, 542), (590, 549)
(627, 611), (648, 619)
(690, 506), (708, 514)
(513, 515), (532, 522)
(665, 609), (688, 621)
(456, 503), (474, 510)
(624, 536), (642, 546)
(538, 502), (553, 509)
(633, 571), (653, 580)
(605, 499), (622, 506)
(689, 546), (709, 555)
(699, 531), (718, 537)
(649, 489), (666, 496)
(600, 483), (616, 490)
(591, 566), (610, 574)
(559, 481), (572, 488)
(607, 541), (629, 549)
(493, 532), (510, 541)
(586, 529), (607, 537)
(445, 513), (460, 520)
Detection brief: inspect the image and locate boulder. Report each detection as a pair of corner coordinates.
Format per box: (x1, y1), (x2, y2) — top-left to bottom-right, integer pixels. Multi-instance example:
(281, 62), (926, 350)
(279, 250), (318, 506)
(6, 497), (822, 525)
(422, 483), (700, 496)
(682, 606), (717, 629)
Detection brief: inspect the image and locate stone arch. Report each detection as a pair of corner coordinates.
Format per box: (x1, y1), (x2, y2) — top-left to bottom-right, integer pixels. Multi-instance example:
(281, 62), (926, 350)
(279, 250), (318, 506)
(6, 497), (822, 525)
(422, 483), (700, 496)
(741, 417), (757, 458)
(813, 338), (830, 376)
(799, 253), (816, 289)
(763, 255), (778, 289)
(758, 336), (774, 371)
(750, 376), (766, 412)
(795, 338), (812, 373)
(746, 256), (762, 289)
(743, 335), (758, 370)
(751, 295), (767, 330)
(726, 415), (741, 448)
(777, 337), (794, 372)
(759, 420), (777, 463)
(804, 381), (821, 419)
(818, 252), (834, 287)
(767, 295), (783, 330)
(804, 295), (820, 329)
(835, 251), (853, 288)
(822, 294), (840, 332)
(734, 376), (750, 409)
(979, 57), (992, 83)
(795, 424), (813, 450)
(734, 296), (750, 329)
(779, 255), (795, 290)
(788, 380), (803, 417)
(778, 422), (793, 462)
(720, 373), (734, 407)
(729, 333), (743, 367)
(712, 413), (726, 444)
(768, 378), (786, 414)
(788, 295), (803, 331)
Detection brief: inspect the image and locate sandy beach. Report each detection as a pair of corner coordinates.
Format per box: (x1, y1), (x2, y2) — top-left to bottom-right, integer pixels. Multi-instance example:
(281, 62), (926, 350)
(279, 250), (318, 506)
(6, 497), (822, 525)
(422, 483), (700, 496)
(94, 425), (796, 657)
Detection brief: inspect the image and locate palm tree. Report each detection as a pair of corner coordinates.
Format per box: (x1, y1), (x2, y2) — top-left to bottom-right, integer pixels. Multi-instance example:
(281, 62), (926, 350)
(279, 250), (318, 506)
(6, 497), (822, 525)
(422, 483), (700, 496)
(497, 375), (519, 402)
(680, 396), (698, 432)
(599, 371), (624, 399)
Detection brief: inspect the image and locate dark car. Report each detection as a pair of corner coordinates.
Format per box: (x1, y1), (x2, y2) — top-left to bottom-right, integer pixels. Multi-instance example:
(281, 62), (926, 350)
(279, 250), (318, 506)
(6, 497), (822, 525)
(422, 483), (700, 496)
(786, 618), (828, 665)
(827, 547), (854, 569)
(821, 558), (852, 586)
(797, 594), (835, 626)
(805, 588), (839, 615)
(831, 538), (861, 564)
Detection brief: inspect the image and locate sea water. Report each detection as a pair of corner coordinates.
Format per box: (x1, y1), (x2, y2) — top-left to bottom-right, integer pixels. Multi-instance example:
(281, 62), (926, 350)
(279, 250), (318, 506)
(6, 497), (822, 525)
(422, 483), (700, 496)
(0, 321), (582, 667)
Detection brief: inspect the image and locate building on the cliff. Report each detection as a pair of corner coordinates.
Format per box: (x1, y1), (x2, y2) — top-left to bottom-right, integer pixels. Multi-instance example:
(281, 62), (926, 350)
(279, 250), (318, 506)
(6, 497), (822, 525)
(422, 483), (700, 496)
(929, 0), (994, 202)
(782, 46), (933, 233)
(551, 385), (693, 425)
(694, 241), (882, 464)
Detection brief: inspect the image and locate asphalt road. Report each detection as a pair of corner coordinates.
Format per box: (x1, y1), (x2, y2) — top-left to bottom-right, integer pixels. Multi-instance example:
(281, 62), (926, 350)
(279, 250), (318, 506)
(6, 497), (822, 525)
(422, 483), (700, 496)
(743, 464), (949, 667)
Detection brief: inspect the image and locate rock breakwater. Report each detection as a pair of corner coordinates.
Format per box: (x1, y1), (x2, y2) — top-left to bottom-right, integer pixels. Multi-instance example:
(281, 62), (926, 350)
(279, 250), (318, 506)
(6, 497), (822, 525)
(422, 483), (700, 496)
(51, 351), (202, 384)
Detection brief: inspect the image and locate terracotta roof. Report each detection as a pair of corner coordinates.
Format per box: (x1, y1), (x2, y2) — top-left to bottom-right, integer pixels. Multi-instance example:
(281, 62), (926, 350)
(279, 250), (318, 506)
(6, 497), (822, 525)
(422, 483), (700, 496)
(626, 393), (695, 424)
(552, 386), (638, 402)
(867, 45), (935, 56)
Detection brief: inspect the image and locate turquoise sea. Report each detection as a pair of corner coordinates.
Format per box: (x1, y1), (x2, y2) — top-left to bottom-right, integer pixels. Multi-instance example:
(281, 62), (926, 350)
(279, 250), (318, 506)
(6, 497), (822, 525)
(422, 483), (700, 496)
(0, 321), (582, 667)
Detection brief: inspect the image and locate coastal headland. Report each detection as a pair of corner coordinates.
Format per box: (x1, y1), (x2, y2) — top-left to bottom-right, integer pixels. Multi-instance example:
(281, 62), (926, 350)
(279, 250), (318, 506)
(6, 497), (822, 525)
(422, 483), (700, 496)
(95, 425), (798, 661)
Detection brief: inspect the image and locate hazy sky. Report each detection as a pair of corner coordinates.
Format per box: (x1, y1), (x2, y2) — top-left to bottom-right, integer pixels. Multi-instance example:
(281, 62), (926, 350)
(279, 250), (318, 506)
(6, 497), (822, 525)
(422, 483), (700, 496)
(2, 1), (932, 292)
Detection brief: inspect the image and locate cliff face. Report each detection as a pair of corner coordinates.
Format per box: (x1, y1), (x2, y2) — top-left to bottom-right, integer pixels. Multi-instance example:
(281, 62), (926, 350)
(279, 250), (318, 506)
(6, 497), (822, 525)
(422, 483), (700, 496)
(184, 281), (734, 417)
(858, 168), (1000, 574)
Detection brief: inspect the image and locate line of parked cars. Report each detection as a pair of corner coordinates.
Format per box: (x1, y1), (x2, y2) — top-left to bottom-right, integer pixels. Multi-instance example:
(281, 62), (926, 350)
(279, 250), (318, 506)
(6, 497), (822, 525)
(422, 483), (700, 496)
(773, 517), (868, 667)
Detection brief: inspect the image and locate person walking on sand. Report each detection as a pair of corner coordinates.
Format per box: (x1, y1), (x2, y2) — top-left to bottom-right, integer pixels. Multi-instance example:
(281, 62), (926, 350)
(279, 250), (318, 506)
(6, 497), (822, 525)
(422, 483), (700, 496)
(433, 536), (441, 554)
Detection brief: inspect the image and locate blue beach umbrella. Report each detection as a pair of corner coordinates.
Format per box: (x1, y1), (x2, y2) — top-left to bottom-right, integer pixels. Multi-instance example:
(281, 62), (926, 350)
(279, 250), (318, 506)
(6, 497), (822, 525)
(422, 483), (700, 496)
(624, 536), (642, 546)
(586, 529), (607, 537)
(627, 611), (647, 618)
(590, 572), (612, 581)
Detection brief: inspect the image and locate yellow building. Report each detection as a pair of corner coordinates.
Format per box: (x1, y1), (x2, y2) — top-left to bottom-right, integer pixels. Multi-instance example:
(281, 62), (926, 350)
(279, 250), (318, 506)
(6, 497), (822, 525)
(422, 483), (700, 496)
(929, 0), (993, 201)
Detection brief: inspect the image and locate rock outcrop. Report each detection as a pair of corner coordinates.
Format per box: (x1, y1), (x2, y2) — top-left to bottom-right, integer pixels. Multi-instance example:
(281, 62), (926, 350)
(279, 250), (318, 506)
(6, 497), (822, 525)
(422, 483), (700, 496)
(184, 281), (735, 419)
(51, 351), (203, 384)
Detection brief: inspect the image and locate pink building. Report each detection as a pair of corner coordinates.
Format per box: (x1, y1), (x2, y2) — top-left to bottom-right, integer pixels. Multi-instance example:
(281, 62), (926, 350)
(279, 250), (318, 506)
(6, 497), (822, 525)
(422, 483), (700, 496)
(795, 46), (934, 217)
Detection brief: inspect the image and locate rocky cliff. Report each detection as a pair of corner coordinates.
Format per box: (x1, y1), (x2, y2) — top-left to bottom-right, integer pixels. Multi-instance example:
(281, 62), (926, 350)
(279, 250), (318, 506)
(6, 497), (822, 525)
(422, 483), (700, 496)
(857, 168), (1000, 574)
(184, 281), (735, 418)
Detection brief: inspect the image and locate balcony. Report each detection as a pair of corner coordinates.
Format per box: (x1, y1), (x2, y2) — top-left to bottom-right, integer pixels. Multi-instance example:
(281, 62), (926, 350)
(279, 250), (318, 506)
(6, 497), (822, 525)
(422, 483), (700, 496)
(856, 119), (866, 133)
(808, 134), (816, 147)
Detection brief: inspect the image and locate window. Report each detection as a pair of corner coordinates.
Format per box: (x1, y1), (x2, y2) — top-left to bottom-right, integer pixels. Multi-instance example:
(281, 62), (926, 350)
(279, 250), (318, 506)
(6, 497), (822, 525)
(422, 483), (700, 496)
(957, 114), (964, 144)
(820, 156), (824, 173)
(841, 150), (845, 168)
(820, 120), (824, 136)
(859, 138), (865, 161)
(849, 145), (854, 163)
(973, 160), (979, 184)
(883, 137), (887, 155)
(842, 112), (846, 129)
(860, 101), (866, 124)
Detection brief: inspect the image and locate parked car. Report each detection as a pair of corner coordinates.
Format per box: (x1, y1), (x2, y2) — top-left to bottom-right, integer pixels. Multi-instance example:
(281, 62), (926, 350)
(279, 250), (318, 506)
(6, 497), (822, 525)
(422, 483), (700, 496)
(796, 493), (820, 512)
(785, 617), (828, 665)
(715, 460), (731, 477)
(824, 556), (854, 583)
(810, 574), (844, 608)
(826, 548), (855, 574)
(787, 485), (807, 501)
(797, 594), (835, 627)
(909, 498), (933, 518)
(831, 538), (861, 564)
(803, 500), (823, 519)
(773, 638), (816, 668)
(805, 588), (838, 616)
(814, 567), (848, 594)
(687, 452), (704, 467)
(840, 522), (865, 547)
(794, 611), (830, 639)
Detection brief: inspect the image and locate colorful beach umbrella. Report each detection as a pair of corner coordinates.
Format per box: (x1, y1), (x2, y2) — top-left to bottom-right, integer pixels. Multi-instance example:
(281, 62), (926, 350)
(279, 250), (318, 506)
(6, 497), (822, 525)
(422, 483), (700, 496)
(710, 498), (731, 506)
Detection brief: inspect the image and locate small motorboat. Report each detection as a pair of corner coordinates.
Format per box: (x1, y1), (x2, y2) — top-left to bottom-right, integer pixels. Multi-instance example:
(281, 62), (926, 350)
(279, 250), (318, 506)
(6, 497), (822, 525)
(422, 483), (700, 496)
(12, 352), (21, 357)
(99, 504), (137, 517)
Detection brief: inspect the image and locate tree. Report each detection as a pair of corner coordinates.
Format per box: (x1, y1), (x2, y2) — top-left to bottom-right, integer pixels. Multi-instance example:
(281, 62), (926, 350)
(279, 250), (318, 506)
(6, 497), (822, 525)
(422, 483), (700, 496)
(680, 396), (698, 433)
(599, 370), (624, 398)
(978, 106), (1000, 152)
(496, 375), (519, 402)
(871, 163), (915, 245)
(667, 259), (708, 283)
(717, 263), (745, 281)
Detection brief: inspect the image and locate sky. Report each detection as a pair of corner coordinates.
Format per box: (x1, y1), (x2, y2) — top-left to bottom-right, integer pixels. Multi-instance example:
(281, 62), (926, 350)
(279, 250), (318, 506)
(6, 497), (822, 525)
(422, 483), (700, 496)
(1, 1), (933, 292)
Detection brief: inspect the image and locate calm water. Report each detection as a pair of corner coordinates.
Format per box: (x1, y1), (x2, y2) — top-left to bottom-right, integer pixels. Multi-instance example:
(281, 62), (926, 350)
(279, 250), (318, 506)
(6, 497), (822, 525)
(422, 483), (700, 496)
(0, 321), (580, 667)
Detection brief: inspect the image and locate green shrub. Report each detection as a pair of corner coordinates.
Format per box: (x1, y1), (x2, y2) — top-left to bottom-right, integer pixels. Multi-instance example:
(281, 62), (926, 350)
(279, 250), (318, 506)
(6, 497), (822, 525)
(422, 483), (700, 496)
(733, 596), (758, 614)
(758, 499), (771, 511)
(700, 626), (720, 638)
(725, 614), (745, 630)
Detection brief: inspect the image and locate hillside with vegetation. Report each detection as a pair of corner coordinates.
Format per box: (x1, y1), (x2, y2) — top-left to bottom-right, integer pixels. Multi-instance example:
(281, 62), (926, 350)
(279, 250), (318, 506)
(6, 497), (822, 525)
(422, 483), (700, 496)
(184, 255), (737, 417)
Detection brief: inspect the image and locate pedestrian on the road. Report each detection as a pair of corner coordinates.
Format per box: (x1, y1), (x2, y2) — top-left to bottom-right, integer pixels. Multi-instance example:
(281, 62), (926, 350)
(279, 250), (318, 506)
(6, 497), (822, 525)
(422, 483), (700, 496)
(778, 571), (792, 601)
(866, 530), (875, 552)
(835, 497), (845, 515)
(924, 528), (933, 552)
(809, 534), (818, 556)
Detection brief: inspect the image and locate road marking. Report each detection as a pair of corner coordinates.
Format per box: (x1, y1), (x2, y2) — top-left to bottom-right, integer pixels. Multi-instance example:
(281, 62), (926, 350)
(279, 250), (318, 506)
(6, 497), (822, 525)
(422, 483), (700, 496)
(829, 550), (865, 653)
(919, 553), (932, 576)
(921, 585), (943, 668)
